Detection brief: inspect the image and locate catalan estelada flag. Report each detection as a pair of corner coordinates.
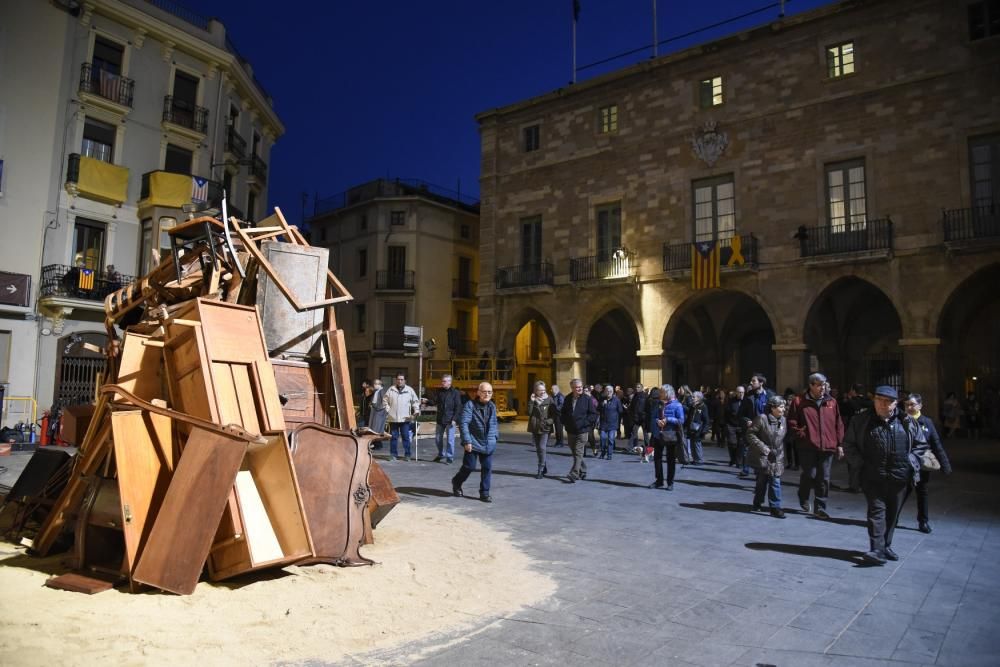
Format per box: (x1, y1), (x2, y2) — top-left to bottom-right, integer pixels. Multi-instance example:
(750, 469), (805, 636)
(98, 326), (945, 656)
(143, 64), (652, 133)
(691, 240), (720, 290)
(78, 268), (95, 291)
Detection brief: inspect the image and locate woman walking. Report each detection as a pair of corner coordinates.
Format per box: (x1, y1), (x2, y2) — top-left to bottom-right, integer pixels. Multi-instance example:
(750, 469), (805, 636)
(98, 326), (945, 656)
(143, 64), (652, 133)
(901, 393), (952, 533)
(745, 395), (789, 518)
(686, 391), (710, 465)
(526, 381), (557, 478)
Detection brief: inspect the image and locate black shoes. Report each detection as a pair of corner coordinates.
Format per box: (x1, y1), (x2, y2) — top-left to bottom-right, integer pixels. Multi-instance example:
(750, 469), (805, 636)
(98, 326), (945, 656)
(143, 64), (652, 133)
(800, 500), (811, 513)
(452, 484), (464, 497)
(813, 508), (830, 520)
(480, 495), (493, 503)
(752, 504), (763, 512)
(770, 508), (786, 519)
(884, 547), (899, 561)
(535, 470), (544, 479)
(862, 550), (887, 565)
(566, 476), (576, 484)
(433, 456), (443, 462)
(666, 483), (674, 491)
(918, 521), (932, 534)
(648, 482), (664, 489)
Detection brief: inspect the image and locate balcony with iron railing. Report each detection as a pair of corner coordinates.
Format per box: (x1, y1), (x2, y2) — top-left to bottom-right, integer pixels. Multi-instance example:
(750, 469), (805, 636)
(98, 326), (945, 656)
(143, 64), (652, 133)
(495, 262), (554, 290)
(374, 330), (406, 350)
(40, 264), (135, 304)
(79, 63), (134, 108)
(663, 234), (759, 273)
(798, 218), (893, 259)
(943, 204), (999, 244)
(248, 154), (268, 184)
(375, 270), (415, 291)
(452, 280), (478, 299)
(225, 127), (247, 160)
(65, 153), (129, 205)
(162, 95), (208, 134)
(140, 170), (222, 211)
(569, 248), (636, 282)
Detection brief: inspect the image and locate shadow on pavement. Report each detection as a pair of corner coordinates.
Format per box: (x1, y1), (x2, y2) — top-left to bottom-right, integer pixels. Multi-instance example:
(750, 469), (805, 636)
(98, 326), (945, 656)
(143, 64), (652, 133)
(679, 501), (760, 514)
(806, 515), (868, 528)
(394, 486), (454, 498)
(676, 479), (749, 491)
(745, 541), (868, 565)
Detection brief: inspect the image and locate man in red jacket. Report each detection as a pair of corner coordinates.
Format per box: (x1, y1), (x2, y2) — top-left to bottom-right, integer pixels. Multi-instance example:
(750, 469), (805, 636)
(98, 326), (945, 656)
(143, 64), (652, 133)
(787, 372), (845, 519)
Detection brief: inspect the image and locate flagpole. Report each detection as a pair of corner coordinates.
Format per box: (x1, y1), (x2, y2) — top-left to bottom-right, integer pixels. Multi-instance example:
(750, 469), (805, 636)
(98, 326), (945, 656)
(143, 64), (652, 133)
(652, 0), (658, 58)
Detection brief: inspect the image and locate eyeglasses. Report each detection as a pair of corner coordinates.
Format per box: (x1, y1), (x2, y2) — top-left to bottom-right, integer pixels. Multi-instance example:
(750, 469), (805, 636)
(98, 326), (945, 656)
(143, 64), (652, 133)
(479, 389), (493, 394)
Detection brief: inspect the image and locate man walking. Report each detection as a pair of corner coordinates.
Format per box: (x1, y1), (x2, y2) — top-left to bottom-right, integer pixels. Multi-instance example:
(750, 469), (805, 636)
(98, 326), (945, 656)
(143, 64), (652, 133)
(452, 382), (499, 503)
(630, 383), (649, 454)
(843, 386), (922, 565)
(384, 373), (420, 461)
(787, 372), (845, 518)
(430, 374), (463, 464)
(551, 384), (565, 447)
(738, 373), (775, 477)
(561, 379), (597, 483)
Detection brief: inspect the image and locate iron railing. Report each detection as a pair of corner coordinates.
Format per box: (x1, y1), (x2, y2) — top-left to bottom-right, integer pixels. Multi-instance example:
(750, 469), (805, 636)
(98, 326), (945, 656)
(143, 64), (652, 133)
(79, 63), (134, 107)
(140, 170), (222, 207)
(942, 204), (999, 242)
(662, 234), (759, 272)
(569, 248), (636, 282)
(374, 331), (406, 350)
(452, 280), (478, 299)
(225, 128), (246, 159)
(249, 154), (268, 183)
(798, 218), (893, 258)
(375, 270), (415, 290)
(162, 95), (208, 133)
(495, 262), (553, 289)
(40, 264), (135, 302)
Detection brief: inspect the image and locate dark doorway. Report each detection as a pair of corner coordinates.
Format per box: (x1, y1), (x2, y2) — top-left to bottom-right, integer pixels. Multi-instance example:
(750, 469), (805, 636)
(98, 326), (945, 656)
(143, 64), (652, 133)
(938, 263), (1000, 400)
(804, 277), (903, 392)
(663, 291), (775, 389)
(54, 331), (108, 408)
(585, 308), (638, 385)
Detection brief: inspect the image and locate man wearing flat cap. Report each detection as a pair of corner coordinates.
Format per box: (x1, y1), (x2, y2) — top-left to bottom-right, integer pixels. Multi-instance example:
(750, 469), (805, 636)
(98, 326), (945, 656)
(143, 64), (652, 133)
(843, 385), (924, 565)
(787, 372), (845, 519)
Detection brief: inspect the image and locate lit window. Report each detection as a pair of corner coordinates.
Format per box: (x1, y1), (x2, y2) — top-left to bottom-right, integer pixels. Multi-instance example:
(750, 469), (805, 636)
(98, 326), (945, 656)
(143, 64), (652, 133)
(699, 76), (723, 108)
(826, 160), (867, 231)
(827, 42), (855, 78)
(599, 104), (618, 133)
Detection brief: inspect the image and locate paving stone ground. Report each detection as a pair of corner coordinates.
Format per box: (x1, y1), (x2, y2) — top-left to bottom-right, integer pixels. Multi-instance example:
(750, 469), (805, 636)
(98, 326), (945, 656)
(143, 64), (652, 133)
(2, 429), (997, 666)
(359, 425), (1000, 667)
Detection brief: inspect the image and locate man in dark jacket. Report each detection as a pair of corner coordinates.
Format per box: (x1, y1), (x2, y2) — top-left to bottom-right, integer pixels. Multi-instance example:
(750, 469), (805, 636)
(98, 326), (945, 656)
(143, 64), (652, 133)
(724, 387), (745, 466)
(787, 372), (845, 519)
(561, 378), (597, 482)
(738, 373), (775, 477)
(551, 384), (565, 447)
(452, 382), (499, 502)
(844, 385), (922, 565)
(430, 374), (463, 464)
(630, 383), (649, 453)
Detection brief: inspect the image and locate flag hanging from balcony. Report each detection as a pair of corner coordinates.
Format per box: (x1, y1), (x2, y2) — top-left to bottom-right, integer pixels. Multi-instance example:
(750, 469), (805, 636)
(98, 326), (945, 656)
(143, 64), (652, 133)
(191, 176), (209, 203)
(691, 240), (720, 290)
(78, 268), (95, 291)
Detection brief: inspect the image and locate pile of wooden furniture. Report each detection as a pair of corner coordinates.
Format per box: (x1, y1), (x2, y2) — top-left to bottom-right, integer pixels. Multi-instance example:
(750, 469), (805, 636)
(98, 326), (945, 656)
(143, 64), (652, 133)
(17, 208), (399, 595)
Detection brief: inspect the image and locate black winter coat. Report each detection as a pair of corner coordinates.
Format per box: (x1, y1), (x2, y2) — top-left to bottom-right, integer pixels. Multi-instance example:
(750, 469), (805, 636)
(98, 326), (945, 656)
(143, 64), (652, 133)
(686, 402), (710, 436)
(630, 391), (648, 423)
(561, 393), (598, 434)
(844, 410), (924, 484)
(431, 387), (464, 425)
(910, 414), (952, 474)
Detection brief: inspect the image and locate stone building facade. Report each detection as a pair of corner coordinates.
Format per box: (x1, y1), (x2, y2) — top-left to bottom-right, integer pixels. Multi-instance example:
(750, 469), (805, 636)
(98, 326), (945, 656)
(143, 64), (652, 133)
(476, 0), (1000, 418)
(0, 0), (282, 415)
(310, 179), (480, 393)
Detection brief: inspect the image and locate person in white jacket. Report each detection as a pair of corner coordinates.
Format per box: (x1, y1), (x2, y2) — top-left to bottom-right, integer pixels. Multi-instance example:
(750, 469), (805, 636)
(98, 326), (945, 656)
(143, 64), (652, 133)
(383, 373), (420, 460)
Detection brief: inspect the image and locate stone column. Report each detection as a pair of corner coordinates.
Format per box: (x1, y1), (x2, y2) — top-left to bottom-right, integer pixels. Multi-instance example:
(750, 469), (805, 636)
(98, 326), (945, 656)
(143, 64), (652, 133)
(899, 338), (941, 421)
(637, 349), (664, 389)
(553, 352), (586, 388)
(772, 343), (808, 394)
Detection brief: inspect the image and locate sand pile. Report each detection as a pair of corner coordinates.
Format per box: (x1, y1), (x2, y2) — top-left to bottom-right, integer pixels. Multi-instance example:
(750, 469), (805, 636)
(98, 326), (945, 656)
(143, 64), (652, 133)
(0, 503), (555, 666)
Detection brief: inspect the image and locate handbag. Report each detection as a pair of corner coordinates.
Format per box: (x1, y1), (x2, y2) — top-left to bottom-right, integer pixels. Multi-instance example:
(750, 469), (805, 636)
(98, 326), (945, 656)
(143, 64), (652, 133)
(920, 450), (941, 472)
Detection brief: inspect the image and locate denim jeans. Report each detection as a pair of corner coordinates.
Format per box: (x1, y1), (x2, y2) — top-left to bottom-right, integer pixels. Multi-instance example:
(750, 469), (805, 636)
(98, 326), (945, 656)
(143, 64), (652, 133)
(452, 450), (493, 497)
(753, 469), (782, 508)
(389, 422), (412, 458)
(532, 431), (549, 469)
(435, 423), (456, 459)
(599, 429), (617, 458)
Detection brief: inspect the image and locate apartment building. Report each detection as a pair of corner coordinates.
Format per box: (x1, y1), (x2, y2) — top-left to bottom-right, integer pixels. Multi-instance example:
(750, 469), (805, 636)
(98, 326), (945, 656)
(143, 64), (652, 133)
(476, 0), (1000, 418)
(0, 0), (283, 415)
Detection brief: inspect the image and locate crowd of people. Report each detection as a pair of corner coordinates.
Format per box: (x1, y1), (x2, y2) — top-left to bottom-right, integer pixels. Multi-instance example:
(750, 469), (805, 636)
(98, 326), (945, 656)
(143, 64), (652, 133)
(358, 370), (975, 566)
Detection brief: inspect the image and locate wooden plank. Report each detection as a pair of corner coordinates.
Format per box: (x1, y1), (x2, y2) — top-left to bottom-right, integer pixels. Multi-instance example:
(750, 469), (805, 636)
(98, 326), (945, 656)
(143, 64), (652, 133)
(324, 331), (356, 430)
(367, 460), (400, 528)
(111, 411), (173, 579)
(234, 471), (283, 563)
(132, 427), (248, 595)
(44, 572), (115, 594)
(113, 332), (163, 402)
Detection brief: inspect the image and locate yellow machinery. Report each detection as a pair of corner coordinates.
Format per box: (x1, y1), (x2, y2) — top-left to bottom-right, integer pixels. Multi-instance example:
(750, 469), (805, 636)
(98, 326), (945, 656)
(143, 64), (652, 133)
(424, 356), (517, 420)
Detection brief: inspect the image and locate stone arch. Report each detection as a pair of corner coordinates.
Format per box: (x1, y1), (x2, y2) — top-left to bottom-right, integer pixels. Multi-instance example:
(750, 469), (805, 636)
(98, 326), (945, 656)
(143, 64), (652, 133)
(803, 276), (904, 392)
(936, 262), (1000, 399)
(499, 306), (558, 415)
(570, 295), (644, 354)
(662, 289), (777, 389)
(583, 307), (641, 385)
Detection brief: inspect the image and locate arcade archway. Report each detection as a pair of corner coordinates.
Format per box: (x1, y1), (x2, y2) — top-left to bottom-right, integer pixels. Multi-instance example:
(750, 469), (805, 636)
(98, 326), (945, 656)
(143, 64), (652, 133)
(585, 308), (639, 385)
(504, 310), (556, 414)
(663, 291), (775, 389)
(938, 263), (1000, 399)
(803, 277), (903, 392)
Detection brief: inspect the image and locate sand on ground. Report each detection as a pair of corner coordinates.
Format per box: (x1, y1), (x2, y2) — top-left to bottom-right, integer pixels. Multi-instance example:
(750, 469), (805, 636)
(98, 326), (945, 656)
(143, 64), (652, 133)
(0, 503), (555, 666)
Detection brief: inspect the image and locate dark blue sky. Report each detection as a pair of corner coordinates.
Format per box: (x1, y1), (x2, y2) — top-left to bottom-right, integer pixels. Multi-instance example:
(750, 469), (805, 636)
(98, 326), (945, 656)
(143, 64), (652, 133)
(199, 0), (836, 222)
